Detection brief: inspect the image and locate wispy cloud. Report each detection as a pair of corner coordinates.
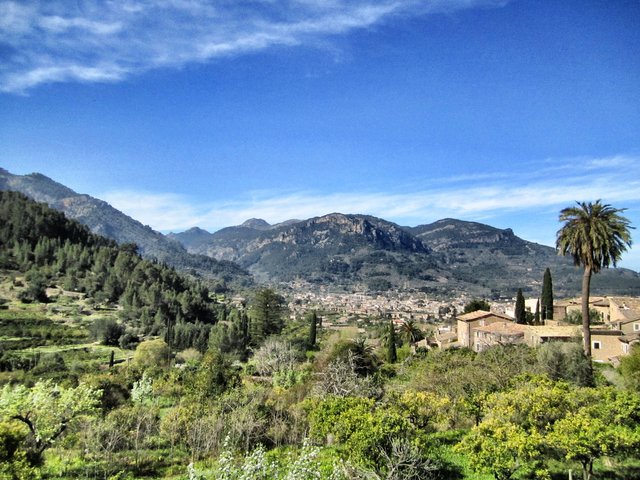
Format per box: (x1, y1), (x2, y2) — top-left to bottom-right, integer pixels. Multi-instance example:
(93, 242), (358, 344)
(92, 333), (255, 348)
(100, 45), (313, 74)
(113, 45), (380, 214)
(0, 0), (509, 93)
(102, 154), (640, 233)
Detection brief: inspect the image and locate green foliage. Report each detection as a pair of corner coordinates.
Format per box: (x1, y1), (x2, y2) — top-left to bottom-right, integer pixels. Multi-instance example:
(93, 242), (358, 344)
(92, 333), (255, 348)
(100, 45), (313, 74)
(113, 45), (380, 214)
(514, 288), (526, 324)
(463, 299), (490, 314)
(564, 308), (604, 325)
(541, 268), (554, 320)
(0, 191), (222, 351)
(0, 380), (101, 463)
(132, 338), (171, 371)
(537, 342), (593, 386)
(250, 288), (286, 343)
(0, 421), (42, 479)
(189, 351), (240, 400)
(308, 311), (318, 348)
(457, 378), (640, 480)
(327, 338), (380, 377)
(557, 200), (633, 274)
(306, 395), (417, 468)
(386, 321), (397, 364)
(620, 344), (640, 393)
(547, 387), (640, 480)
(90, 318), (125, 346)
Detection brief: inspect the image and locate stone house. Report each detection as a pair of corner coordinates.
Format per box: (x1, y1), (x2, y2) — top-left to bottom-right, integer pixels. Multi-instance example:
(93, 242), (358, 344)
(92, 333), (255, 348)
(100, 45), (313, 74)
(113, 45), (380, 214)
(456, 310), (514, 350)
(473, 321), (528, 352)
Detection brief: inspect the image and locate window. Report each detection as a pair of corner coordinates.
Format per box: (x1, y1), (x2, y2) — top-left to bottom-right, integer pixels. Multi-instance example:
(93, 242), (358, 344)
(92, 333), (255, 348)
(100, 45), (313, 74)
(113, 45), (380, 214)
(593, 341), (601, 350)
(634, 323), (640, 332)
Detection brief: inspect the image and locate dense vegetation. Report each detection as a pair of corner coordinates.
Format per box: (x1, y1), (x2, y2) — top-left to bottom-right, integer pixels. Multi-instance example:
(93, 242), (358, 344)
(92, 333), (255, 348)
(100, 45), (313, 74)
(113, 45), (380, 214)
(1, 191), (640, 479)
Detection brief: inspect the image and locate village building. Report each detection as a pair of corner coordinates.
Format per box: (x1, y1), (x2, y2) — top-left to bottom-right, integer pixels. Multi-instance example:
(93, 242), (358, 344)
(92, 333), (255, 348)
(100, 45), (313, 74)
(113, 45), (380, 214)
(473, 321), (528, 352)
(524, 325), (581, 348)
(619, 333), (640, 356)
(456, 310), (514, 350)
(590, 328), (625, 363)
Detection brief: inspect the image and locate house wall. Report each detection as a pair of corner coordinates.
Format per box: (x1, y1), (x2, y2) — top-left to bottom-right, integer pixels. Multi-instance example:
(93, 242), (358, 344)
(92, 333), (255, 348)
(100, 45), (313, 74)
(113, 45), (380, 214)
(591, 332), (623, 362)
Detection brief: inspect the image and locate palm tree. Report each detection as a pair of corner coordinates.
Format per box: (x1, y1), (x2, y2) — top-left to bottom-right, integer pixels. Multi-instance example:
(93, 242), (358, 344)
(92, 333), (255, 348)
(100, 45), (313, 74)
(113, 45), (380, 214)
(400, 319), (424, 344)
(556, 200), (632, 357)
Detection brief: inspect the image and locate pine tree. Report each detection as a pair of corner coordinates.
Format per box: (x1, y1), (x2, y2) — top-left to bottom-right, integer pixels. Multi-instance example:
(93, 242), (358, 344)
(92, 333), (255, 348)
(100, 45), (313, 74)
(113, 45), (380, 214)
(541, 268), (554, 321)
(515, 289), (526, 324)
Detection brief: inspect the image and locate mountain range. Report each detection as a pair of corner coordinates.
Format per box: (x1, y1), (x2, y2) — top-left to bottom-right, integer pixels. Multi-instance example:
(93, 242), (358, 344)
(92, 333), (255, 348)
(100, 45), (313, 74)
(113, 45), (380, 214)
(2, 167), (639, 298)
(0, 168), (251, 291)
(170, 215), (640, 298)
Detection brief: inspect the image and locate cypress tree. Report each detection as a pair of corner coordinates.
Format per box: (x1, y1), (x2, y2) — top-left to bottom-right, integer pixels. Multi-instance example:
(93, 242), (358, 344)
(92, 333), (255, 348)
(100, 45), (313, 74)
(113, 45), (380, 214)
(541, 268), (554, 321)
(308, 311), (318, 347)
(515, 289), (526, 324)
(387, 320), (397, 363)
(534, 299), (540, 325)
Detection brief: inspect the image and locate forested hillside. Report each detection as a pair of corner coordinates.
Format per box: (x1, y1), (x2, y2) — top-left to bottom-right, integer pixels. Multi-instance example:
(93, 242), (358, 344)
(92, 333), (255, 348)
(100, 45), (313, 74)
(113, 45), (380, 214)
(0, 169), (252, 291)
(0, 191), (223, 352)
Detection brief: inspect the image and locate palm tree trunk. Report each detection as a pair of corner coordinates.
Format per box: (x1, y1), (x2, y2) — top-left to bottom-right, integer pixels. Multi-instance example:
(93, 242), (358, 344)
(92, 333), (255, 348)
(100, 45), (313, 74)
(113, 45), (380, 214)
(581, 266), (592, 357)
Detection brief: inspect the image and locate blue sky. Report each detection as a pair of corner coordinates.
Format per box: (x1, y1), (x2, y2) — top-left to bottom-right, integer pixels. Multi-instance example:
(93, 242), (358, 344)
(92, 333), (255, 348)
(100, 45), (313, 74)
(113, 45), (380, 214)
(1, 0), (639, 270)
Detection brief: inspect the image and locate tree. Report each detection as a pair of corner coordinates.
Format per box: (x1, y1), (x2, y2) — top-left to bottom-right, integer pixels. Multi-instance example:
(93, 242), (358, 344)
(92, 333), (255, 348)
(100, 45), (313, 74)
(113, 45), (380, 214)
(619, 344), (640, 392)
(514, 289), (526, 324)
(557, 201), (632, 358)
(464, 299), (491, 314)
(250, 288), (286, 342)
(0, 380), (101, 464)
(132, 338), (170, 371)
(541, 268), (554, 321)
(400, 319), (424, 344)
(548, 388), (640, 480)
(386, 320), (397, 363)
(308, 310), (318, 347)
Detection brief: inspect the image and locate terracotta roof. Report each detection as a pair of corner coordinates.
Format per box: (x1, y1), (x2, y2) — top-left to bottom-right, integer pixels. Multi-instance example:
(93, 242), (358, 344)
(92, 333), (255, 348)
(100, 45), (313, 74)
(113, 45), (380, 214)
(619, 333), (640, 344)
(590, 329), (623, 336)
(555, 296), (607, 307)
(613, 316), (640, 325)
(457, 310), (513, 322)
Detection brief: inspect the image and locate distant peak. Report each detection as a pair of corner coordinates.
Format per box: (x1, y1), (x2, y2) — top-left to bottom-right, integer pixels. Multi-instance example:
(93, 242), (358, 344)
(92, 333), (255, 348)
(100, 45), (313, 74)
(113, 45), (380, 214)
(185, 226), (210, 234)
(241, 218), (271, 230)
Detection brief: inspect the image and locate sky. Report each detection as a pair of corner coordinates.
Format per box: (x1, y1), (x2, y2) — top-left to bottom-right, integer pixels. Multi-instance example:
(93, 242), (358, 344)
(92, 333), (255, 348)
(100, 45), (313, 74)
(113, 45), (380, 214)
(1, 0), (639, 270)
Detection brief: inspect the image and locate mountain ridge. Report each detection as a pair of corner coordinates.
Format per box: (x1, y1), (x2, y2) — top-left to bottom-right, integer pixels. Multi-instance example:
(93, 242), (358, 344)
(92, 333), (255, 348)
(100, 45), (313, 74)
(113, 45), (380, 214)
(0, 168), (251, 291)
(2, 168), (639, 297)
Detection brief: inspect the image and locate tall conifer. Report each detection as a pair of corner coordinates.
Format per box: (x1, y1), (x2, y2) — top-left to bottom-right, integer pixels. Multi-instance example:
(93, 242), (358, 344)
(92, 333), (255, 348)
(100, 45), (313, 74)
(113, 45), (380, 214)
(308, 311), (318, 347)
(541, 268), (554, 321)
(515, 289), (526, 324)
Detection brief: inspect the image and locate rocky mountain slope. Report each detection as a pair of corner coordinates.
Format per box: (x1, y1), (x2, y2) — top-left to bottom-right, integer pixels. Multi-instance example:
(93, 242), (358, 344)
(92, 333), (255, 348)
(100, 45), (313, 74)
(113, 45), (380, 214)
(176, 215), (640, 297)
(0, 168), (251, 290)
(3, 167), (638, 298)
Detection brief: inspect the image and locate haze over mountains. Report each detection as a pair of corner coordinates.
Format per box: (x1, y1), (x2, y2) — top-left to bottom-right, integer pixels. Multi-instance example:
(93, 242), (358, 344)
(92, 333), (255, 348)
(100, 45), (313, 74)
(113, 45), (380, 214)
(2, 167), (639, 298)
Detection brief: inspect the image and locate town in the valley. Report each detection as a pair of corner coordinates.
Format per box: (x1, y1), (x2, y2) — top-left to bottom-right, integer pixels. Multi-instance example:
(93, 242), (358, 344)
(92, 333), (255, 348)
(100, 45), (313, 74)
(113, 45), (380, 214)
(280, 288), (640, 364)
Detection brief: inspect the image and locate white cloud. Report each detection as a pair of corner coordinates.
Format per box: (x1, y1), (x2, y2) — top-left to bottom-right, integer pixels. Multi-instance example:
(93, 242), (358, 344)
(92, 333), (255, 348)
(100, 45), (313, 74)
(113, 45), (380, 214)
(0, 0), (510, 93)
(101, 154), (640, 234)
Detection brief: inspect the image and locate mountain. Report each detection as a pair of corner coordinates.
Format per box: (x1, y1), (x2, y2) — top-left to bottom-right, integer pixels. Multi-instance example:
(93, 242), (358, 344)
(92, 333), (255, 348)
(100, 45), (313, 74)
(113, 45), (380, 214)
(0, 168), (251, 290)
(3, 167), (638, 298)
(409, 218), (640, 297)
(179, 213), (439, 289)
(177, 214), (640, 297)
